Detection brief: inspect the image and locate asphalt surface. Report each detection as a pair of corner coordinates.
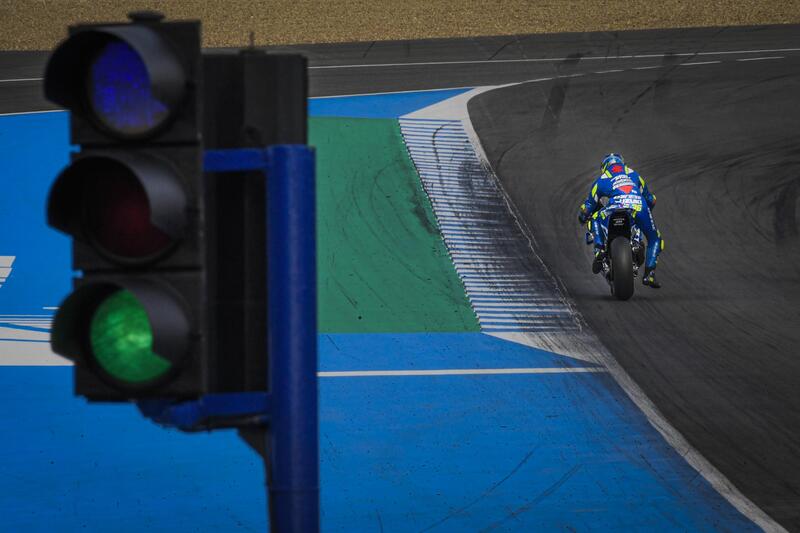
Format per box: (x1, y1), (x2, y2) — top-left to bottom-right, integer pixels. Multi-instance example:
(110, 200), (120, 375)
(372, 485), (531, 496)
(3, 24), (800, 110)
(468, 28), (800, 531)
(3, 23), (800, 530)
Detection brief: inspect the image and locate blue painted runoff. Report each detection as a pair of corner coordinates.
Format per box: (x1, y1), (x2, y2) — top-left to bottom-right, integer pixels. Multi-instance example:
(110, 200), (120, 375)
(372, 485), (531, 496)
(308, 88), (471, 118)
(0, 333), (758, 532)
(0, 112), (71, 315)
(0, 107), (757, 531)
(319, 331), (599, 371)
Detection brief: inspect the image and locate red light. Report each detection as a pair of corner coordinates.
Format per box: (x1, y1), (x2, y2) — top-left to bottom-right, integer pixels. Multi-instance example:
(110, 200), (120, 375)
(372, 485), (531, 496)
(85, 167), (172, 260)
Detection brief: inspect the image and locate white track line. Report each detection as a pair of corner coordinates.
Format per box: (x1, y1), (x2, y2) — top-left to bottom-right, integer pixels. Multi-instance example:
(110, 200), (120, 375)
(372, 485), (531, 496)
(308, 47), (800, 69)
(0, 108), (61, 117)
(0, 77), (41, 83)
(318, 367), (603, 377)
(736, 56), (784, 62)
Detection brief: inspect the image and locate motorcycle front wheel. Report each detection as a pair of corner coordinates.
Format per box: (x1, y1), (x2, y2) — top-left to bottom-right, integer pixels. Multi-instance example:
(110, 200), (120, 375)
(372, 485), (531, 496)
(610, 237), (634, 301)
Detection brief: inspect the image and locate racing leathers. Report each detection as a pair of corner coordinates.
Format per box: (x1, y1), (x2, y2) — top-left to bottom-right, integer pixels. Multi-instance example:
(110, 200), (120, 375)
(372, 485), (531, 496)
(578, 163), (663, 272)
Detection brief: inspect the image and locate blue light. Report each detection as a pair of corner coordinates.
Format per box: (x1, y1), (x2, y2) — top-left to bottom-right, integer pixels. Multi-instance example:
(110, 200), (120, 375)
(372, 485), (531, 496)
(88, 40), (169, 136)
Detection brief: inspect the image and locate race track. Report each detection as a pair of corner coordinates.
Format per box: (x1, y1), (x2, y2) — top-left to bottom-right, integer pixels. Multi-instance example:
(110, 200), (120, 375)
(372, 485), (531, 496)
(2, 23), (800, 531)
(468, 28), (800, 530)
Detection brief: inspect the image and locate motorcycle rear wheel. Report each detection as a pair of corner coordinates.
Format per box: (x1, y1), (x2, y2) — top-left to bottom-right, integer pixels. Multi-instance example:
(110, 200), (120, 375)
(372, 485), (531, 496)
(610, 237), (634, 301)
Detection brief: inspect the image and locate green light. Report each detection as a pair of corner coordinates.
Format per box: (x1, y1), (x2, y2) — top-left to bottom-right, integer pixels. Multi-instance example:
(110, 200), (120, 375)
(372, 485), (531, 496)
(90, 289), (171, 384)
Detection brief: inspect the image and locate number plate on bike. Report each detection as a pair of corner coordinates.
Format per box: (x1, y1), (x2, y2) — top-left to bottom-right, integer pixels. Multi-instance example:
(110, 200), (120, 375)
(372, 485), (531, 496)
(613, 195), (642, 209)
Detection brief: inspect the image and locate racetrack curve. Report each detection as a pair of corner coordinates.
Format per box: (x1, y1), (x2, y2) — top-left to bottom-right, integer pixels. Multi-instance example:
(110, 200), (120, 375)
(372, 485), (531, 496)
(468, 46), (800, 530)
(3, 23), (800, 530)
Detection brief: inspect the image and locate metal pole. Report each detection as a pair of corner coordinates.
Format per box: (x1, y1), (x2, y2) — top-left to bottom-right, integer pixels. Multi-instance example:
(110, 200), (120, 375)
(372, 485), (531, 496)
(266, 145), (319, 532)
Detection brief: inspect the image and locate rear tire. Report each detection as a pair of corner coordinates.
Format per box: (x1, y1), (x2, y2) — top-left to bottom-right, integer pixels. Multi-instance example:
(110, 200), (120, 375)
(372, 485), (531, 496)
(610, 237), (634, 301)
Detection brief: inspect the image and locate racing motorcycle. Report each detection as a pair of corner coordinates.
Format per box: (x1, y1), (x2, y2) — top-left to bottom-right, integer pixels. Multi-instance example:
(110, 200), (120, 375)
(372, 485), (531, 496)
(585, 206), (645, 301)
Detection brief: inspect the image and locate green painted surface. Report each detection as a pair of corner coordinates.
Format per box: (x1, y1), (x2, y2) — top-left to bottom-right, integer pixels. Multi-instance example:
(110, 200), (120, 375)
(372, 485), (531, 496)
(311, 117), (479, 333)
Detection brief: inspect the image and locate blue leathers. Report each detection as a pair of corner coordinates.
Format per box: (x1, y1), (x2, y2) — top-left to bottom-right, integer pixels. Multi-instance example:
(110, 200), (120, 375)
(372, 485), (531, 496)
(579, 163), (663, 269)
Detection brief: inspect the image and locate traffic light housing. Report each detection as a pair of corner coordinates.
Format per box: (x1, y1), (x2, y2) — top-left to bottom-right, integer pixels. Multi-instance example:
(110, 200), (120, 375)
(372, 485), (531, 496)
(44, 14), (319, 527)
(45, 13), (206, 400)
(45, 13), (307, 403)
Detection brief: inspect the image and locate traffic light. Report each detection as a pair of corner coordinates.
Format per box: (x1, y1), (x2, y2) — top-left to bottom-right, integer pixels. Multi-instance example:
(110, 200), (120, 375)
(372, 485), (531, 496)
(45, 12), (206, 400)
(44, 14), (318, 528)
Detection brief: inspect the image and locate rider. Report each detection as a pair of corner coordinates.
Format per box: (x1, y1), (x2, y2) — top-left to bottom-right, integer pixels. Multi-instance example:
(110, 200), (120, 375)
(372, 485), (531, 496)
(577, 153), (663, 288)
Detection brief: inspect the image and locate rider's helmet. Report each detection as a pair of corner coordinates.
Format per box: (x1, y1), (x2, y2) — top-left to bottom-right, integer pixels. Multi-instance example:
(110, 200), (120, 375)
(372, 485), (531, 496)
(601, 153), (625, 172)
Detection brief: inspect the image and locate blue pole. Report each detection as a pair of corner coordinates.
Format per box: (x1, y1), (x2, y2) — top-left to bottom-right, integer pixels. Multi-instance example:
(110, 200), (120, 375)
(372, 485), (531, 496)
(266, 145), (319, 532)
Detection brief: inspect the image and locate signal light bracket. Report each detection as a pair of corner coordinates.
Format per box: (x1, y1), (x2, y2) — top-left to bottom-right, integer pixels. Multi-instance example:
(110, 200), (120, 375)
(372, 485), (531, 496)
(138, 391), (271, 433)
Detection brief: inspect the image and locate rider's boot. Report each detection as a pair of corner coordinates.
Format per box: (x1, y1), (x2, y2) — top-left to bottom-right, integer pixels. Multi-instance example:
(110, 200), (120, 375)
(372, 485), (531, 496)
(642, 267), (661, 288)
(592, 247), (606, 274)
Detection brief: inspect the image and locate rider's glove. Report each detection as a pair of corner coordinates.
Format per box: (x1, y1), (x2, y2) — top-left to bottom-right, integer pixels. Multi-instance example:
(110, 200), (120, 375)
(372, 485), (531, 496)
(578, 209), (589, 224)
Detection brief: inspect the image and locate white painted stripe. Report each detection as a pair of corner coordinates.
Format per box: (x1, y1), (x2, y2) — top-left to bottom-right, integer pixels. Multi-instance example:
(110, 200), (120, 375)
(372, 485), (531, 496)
(479, 310), (571, 317)
(434, 200), (501, 207)
(448, 239), (513, 245)
(445, 228), (512, 235)
(402, 123), (464, 129)
(437, 217), (507, 224)
(0, 314), (53, 317)
(410, 155), (476, 162)
(473, 301), (564, 307)
(0, 327), (49, 341)
(474, 305), (562, 311)
(438, 228), (508, 237)
(451, 257), (512, 264)
(403, 131), (466, 136)
(403, 125), (462, 129)
(406, 139), (469, 143)
(680, 61), (721, 66)
(421, 185), (492, 192)
(403, 131), (467, 136)
(459, 273), (530, 277)
(420, 178), (493, 185)
(404, 135), (468, 141)
(445, 234), (512, 240)
(736, 56), (784, 62)
(313, 85), (474, 98)
(434, 198), (502, 205)
(407, 148), (474, 156)
(405, 139), (468, 146)
(317, 367), (604, 377)
(0, 77), (42, 83)
(402, 129), (467, 135)
(462, 282), (542, 288)
(415, 164), (475, 170)
(480, 316), (572, 322)
(634, 66), (661, 70)
(422, 188), (497, 194)
(0, 109), (62, 117)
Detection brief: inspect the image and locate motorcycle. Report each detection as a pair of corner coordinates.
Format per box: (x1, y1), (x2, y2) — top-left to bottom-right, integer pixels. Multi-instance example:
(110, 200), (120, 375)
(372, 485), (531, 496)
(585, 207), (645, 300)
